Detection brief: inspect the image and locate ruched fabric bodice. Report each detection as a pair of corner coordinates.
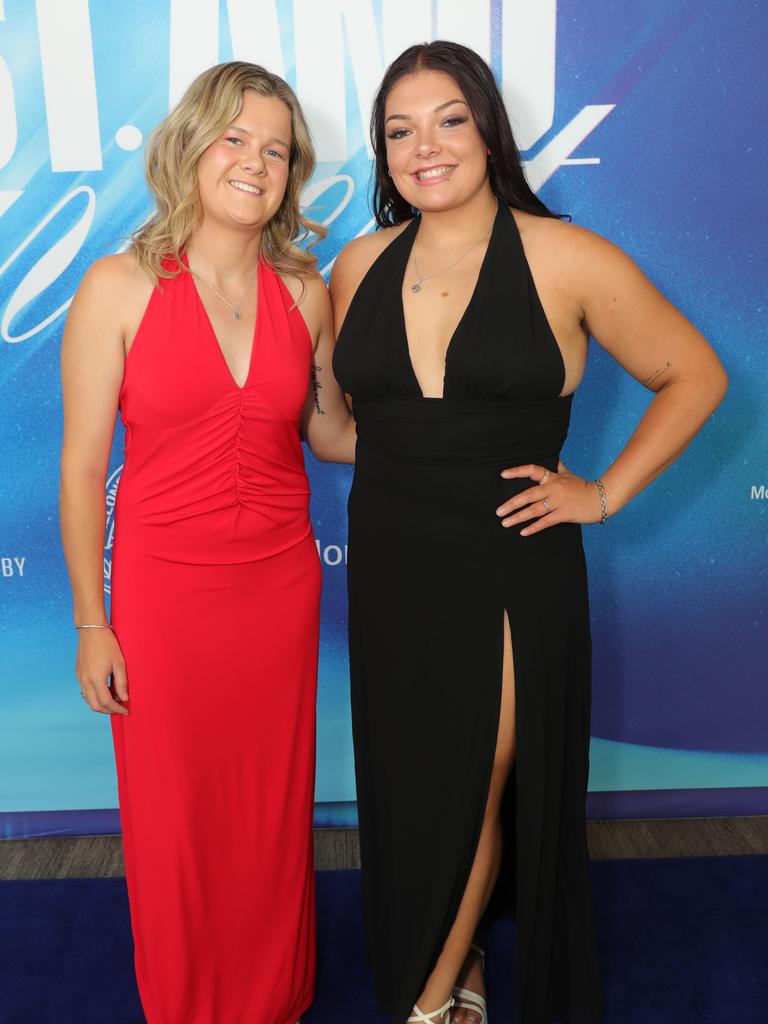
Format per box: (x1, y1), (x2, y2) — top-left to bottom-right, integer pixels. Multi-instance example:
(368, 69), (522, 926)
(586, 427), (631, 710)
(334, 201), (569, 405)
(351, 395), (570, 468)
(109, 254), (321, 1024)
(117, 258), (312, 563)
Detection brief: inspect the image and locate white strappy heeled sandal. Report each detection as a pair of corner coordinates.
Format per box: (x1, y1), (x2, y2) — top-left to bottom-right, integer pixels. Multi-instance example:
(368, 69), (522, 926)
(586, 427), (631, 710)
(408, 995), (455, 1023)
(451, 943), (488, 1023)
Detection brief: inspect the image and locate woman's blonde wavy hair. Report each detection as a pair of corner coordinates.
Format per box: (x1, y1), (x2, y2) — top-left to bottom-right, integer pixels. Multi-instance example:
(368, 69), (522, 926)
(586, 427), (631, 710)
(132, 61), (325, 286)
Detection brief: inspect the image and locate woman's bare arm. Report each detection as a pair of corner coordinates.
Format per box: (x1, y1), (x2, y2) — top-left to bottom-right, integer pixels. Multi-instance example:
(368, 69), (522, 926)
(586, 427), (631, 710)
(576, 229), (728, 514)
(296, 273), (357, 463)
(498, 224), (728, 532)
(60, 254), (148, 713)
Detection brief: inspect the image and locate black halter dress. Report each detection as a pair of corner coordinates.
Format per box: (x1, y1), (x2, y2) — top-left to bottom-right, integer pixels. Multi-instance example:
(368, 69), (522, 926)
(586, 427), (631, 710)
(332, 202), (602, 1024)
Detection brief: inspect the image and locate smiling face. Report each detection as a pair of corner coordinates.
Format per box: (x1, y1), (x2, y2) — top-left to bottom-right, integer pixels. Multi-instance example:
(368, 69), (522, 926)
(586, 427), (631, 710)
(196, 89), (292, 231)
(384, 69), (490, 213)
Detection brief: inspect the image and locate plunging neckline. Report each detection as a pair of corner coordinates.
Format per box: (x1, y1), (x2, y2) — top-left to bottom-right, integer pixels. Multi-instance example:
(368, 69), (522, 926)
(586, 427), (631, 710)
(187, 259), (261, 391)
(398, 206), (500, 401)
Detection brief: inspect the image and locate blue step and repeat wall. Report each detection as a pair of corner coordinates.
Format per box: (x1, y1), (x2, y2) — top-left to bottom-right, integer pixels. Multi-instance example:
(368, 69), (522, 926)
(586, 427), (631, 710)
(1, 1), (766, 837)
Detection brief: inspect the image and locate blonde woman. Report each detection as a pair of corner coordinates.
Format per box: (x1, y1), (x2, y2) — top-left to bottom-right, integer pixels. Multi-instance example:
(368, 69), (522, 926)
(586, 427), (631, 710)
(60, 62), (353, 1024)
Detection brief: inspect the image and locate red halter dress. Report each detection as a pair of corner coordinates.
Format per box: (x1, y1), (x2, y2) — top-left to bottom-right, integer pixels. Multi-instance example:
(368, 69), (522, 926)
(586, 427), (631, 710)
(110, 257), (321, 1024)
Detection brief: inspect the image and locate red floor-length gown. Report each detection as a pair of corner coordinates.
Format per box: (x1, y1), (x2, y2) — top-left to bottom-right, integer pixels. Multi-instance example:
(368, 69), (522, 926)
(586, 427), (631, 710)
(110, 256), (321, 1024)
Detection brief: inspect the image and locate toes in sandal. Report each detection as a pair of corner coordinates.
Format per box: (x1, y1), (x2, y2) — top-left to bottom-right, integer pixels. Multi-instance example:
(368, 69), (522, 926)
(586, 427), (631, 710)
(452, 943), (488, 1024)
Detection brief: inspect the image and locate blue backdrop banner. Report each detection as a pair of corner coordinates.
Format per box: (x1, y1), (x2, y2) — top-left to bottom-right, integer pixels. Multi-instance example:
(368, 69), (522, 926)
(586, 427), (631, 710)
(1, 0), (766, 837)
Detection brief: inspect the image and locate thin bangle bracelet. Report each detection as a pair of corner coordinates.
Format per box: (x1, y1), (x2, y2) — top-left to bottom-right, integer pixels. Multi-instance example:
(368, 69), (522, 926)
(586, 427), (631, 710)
(75, 624), (114, 631)
(594, 478), (608, 523)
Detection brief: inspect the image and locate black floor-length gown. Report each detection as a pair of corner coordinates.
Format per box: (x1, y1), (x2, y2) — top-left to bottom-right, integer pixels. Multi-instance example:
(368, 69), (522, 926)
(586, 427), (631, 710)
(332, 202), (602, 1024)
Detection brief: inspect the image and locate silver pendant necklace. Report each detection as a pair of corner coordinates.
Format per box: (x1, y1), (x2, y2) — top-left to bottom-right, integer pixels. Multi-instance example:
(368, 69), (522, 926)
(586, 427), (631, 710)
(189, 266), (253, 320)
(410, 198), (499, 294)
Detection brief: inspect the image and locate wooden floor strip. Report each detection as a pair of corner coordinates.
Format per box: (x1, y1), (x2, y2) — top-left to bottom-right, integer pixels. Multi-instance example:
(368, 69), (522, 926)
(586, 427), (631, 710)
(2, 818), (767, 880)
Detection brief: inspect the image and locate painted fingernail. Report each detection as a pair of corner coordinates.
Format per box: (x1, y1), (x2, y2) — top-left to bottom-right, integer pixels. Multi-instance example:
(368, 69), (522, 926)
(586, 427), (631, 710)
(520, 528), (529, 536)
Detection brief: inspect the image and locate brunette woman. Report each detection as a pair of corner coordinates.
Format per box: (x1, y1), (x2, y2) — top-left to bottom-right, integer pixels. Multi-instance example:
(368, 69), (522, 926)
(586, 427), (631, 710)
(331, 41), (727, 1024)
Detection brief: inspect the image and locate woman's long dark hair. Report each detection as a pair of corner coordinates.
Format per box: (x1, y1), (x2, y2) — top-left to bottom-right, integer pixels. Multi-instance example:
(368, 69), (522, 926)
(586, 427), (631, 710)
(370, 40), (558, 227)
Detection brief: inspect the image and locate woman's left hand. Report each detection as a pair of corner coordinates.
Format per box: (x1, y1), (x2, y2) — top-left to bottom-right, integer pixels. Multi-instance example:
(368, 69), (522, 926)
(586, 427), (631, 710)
(496, 461), (603, 535)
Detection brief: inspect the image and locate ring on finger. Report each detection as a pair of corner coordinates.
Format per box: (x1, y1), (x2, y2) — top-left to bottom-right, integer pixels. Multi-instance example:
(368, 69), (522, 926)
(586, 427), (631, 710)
(540, 469), (550, 484)
(542, 498), (551, 512)
(79, 689), (87, 700)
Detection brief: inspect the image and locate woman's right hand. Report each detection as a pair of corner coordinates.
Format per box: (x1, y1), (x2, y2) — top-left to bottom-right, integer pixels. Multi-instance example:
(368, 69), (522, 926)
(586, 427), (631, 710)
(76, 629), (130, 716)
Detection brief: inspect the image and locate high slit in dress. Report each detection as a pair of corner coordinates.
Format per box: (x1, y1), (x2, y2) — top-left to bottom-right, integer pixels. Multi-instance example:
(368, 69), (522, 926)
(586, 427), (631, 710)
(332, 203), (603, 1023)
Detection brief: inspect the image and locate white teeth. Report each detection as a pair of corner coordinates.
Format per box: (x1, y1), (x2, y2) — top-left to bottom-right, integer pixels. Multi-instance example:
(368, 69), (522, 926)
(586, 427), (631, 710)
(230, 180), (263, 194)
(416, 166), (455, 180)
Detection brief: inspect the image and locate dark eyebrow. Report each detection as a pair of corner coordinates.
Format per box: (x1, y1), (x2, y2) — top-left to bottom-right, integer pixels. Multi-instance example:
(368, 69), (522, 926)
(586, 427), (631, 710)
(225, 125), (290, 148)
(384, 99), (467, 124)
(435, 99), (467, 113)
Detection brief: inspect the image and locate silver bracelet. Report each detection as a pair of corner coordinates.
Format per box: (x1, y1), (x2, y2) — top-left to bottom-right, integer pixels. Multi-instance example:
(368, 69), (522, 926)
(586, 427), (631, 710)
(75, 623), (113, 630)
(594, 478), (608, 523)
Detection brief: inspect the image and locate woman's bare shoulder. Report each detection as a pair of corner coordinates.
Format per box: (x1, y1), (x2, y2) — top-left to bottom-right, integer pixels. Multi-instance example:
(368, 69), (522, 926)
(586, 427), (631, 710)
(512, 209), (630, 267)
(280, 267), (328, 303)
(75, 251), (154, 310)
(66, 252), (155, 352)
(330, 220), (413, 303)
(278, 269), (332, 344)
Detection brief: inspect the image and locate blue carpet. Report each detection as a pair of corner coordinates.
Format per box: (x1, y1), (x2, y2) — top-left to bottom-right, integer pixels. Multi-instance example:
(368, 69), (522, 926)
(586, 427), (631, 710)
(1, 856), (766, 1023)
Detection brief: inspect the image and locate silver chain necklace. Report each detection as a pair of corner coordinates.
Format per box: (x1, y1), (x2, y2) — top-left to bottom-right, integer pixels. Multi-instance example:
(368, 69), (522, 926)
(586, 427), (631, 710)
(189, 266), (253, 320)
(410, 198), (499, 294)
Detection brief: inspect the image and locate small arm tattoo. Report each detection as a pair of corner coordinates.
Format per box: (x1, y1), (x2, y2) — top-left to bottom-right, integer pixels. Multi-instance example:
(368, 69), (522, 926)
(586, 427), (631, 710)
(643, 361), (672, 387)
(310, 363), (326, 415)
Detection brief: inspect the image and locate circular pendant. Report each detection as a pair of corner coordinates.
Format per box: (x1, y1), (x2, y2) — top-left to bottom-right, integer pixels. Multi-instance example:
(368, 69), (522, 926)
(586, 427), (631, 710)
(232, 309), (241, 320)
(410, 282), (421, 293)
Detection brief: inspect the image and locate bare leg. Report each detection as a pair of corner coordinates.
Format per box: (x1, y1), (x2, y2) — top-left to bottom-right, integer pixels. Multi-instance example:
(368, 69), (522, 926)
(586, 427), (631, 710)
(410, 614), (516, 1022)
